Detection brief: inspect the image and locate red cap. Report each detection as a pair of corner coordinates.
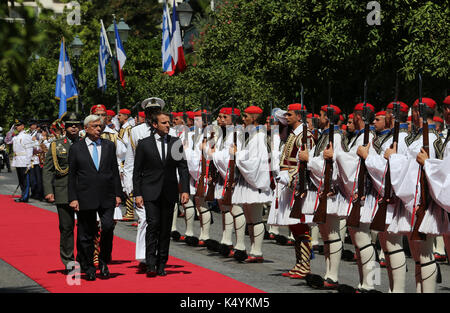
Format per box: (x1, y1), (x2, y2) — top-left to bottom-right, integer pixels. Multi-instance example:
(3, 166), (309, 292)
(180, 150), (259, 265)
(413, 98), (436, 109)
(354, 103), (375, 112)
(194, 109), (207, 117)
(307, 113), (319, 118)
(91, 104), (106, 114)
(220, 107), (241, 116)
(320, 104), (342, 115)
(173, 112), (184, 117)
(341, 124), (347, 131)
(444, 96), (450, 105)
(186, 111), (195, 119)
(433, 116), (444, 123)
(376, 111), (386, 117)
(106, 110), (116, 117)
(119, 109), (131, 115)
(407, 116), (412, 121)
(138, 111), (145, 118)
(339, 115), (344, 121)
(348, 113), (354, 120)
(287, 103), (306, 111)
(387, 101), (409, 113)
(244, 105), (263, 114)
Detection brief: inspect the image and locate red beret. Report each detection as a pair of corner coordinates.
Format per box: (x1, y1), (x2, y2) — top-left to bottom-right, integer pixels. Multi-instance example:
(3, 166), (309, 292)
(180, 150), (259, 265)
(106, 110), (116, 117)
(339, 115), (344, 121)
(376, 111), (386, 117)
(433, 116), (444, 123)
(244, 105), (263, 114)
(341, 124), (347, 131)
(387, 101), (409, 113)
(444, 96), (450, 105)
(287, 103), (306, 112)
(348, 113), (354, 120)
(119, 109), (131, 115)
(320, 104), (342, 115)
(186, 111), (195, 119)
(138, 111), (146, 118)
(91, 104), (106, 114)
(174, 112), (184, 117)
(307, 113), (319, 118)
(354, 102), (375, 112)
(220, 107), (241, 116)
(413, 98), (436, 109)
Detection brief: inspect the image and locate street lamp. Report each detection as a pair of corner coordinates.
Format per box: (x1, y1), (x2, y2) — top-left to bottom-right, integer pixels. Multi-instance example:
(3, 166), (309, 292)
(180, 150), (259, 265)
(177, 1), (194, 30)
(70, 35), (83, 113)
(107, 17), (130, 112)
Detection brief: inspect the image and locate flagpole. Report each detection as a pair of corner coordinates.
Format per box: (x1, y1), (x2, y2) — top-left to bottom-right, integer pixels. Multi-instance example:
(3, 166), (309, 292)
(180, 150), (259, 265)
(113, 15), (121, 112)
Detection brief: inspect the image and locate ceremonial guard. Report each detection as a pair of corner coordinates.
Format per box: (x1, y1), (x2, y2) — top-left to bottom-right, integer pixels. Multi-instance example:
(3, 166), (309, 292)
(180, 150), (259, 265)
(300, 104), (348, 289)
(333, 101), (377, 292)
(117, 108), (135, 221)
(268, 103), (315, 276)
(210, 107), (241, 256)
(229, 105), (272, 262)
(386, 96), (446, 293)
(42, 112), (81, 274)
(11, 119), (33, 203)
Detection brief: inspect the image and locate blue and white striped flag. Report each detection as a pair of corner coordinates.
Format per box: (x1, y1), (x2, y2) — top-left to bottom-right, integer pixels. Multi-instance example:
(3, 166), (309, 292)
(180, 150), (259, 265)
(98, 19), (112, 91)
(55, 38), (78, 118)
(162, 0), (173, 74)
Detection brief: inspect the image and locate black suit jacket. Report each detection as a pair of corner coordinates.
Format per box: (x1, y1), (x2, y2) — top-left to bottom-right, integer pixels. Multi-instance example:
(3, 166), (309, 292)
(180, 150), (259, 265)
(133, 133), (190, 203)
(68, 137), (122, 210)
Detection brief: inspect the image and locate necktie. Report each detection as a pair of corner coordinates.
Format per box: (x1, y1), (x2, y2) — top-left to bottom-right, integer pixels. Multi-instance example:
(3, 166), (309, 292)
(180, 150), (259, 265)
(161, 136), (166, 163)
(92, 141), (99, 170)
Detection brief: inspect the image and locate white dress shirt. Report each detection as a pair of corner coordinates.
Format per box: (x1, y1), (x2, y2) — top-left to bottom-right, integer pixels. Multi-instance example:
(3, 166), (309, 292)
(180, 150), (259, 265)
(154, 133), (167, 161)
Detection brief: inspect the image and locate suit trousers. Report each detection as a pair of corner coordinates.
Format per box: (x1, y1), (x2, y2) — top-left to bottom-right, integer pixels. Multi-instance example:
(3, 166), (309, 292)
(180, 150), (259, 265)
(144, 197), (175, 267)
(56, 204), (75, 268)
(76, 207), (115, 273)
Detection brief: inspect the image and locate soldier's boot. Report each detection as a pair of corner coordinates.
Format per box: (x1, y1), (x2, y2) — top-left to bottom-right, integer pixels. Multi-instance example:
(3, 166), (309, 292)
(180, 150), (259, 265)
(231, 205), (247, 261)
(283, 234), (312, 279)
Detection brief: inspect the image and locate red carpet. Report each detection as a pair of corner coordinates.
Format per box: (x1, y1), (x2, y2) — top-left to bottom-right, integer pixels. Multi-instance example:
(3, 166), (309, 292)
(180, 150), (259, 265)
(0, 194), (263, 293)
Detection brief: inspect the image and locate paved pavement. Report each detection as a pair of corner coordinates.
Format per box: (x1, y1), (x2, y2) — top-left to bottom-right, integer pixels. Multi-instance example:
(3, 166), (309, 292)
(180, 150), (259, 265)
(0, 169), (449, 293)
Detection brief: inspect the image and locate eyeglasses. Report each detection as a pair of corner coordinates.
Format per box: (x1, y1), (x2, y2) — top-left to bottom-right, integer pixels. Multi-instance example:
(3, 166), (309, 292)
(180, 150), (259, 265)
(96, 113), (107, 117)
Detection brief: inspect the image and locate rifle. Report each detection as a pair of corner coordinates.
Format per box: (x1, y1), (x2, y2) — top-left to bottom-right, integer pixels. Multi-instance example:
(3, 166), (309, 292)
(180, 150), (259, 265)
(371, 75), (399, 231)
(290, 85), (308, 219)
(347, 80), (370, 228)
(268, 102), (276, 191)
(221, 96), (237, 206)
(205, 100), (218, 201)
(195, 96), (208, 198)
(410, 74), (428, 241)
(313, 83), (334, 224)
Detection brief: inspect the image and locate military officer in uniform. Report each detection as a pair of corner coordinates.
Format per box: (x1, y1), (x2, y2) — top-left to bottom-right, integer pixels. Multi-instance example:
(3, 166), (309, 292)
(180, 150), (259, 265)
(11, 119), (33, 203)
(43, 112), (82, 274)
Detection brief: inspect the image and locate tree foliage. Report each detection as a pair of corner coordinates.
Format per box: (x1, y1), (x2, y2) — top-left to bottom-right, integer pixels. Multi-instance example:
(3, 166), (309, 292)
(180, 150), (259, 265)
(0, 0), (449, 130)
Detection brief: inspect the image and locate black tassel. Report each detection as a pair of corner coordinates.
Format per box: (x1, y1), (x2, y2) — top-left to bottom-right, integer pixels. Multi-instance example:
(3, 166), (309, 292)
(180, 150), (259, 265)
(185, 236), (199, 246)
(205, 239), (220, 252)
(233, 249), (248, 262)
(305, 274), (324, 289)
(170, 231), (181, 241)
(218, 244), (232, 257)
(337, 284), (357, 293)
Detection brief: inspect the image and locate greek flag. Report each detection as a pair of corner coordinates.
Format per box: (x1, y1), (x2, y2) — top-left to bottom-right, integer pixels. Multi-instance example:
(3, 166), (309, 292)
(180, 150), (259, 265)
(98, 19), (112, 91)
(55, 39), (78, 118)
(162, 0), (173, 74)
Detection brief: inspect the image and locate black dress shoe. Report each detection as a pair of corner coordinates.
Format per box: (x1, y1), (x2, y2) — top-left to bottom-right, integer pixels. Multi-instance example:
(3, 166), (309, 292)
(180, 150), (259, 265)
(137, 262), (147, 273)
(14, 198), (28, 203)
(85, 271), (96, 281)
(146, 265), (157, 277)
(99, 262), (110, 278)
(157, 264), (167, 276)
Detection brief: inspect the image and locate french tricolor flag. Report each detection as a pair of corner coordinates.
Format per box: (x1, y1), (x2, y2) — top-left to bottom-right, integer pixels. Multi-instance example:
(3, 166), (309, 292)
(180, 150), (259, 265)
(114, 20), (127, 88)
(170, 0), (186, 75)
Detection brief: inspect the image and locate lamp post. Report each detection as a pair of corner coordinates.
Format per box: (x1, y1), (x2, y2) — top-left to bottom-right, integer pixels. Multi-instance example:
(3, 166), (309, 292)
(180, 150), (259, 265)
(70, 35), (83, 113)
(107, 17), (130, 112)
(177, 0), (194, 43)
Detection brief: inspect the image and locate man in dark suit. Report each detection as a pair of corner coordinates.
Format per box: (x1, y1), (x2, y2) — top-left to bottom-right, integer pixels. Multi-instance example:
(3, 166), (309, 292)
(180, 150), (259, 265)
(133, 112), (190, 277)
(68, 114), (122, 281)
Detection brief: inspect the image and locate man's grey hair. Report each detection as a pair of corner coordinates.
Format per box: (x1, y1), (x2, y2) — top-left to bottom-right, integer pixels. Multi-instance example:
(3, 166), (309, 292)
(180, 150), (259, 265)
(84, 114), (103, 127)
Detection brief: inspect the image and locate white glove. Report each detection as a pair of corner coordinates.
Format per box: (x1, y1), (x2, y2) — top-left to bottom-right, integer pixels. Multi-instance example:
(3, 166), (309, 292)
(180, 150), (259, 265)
(276, 170), (290, 187)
